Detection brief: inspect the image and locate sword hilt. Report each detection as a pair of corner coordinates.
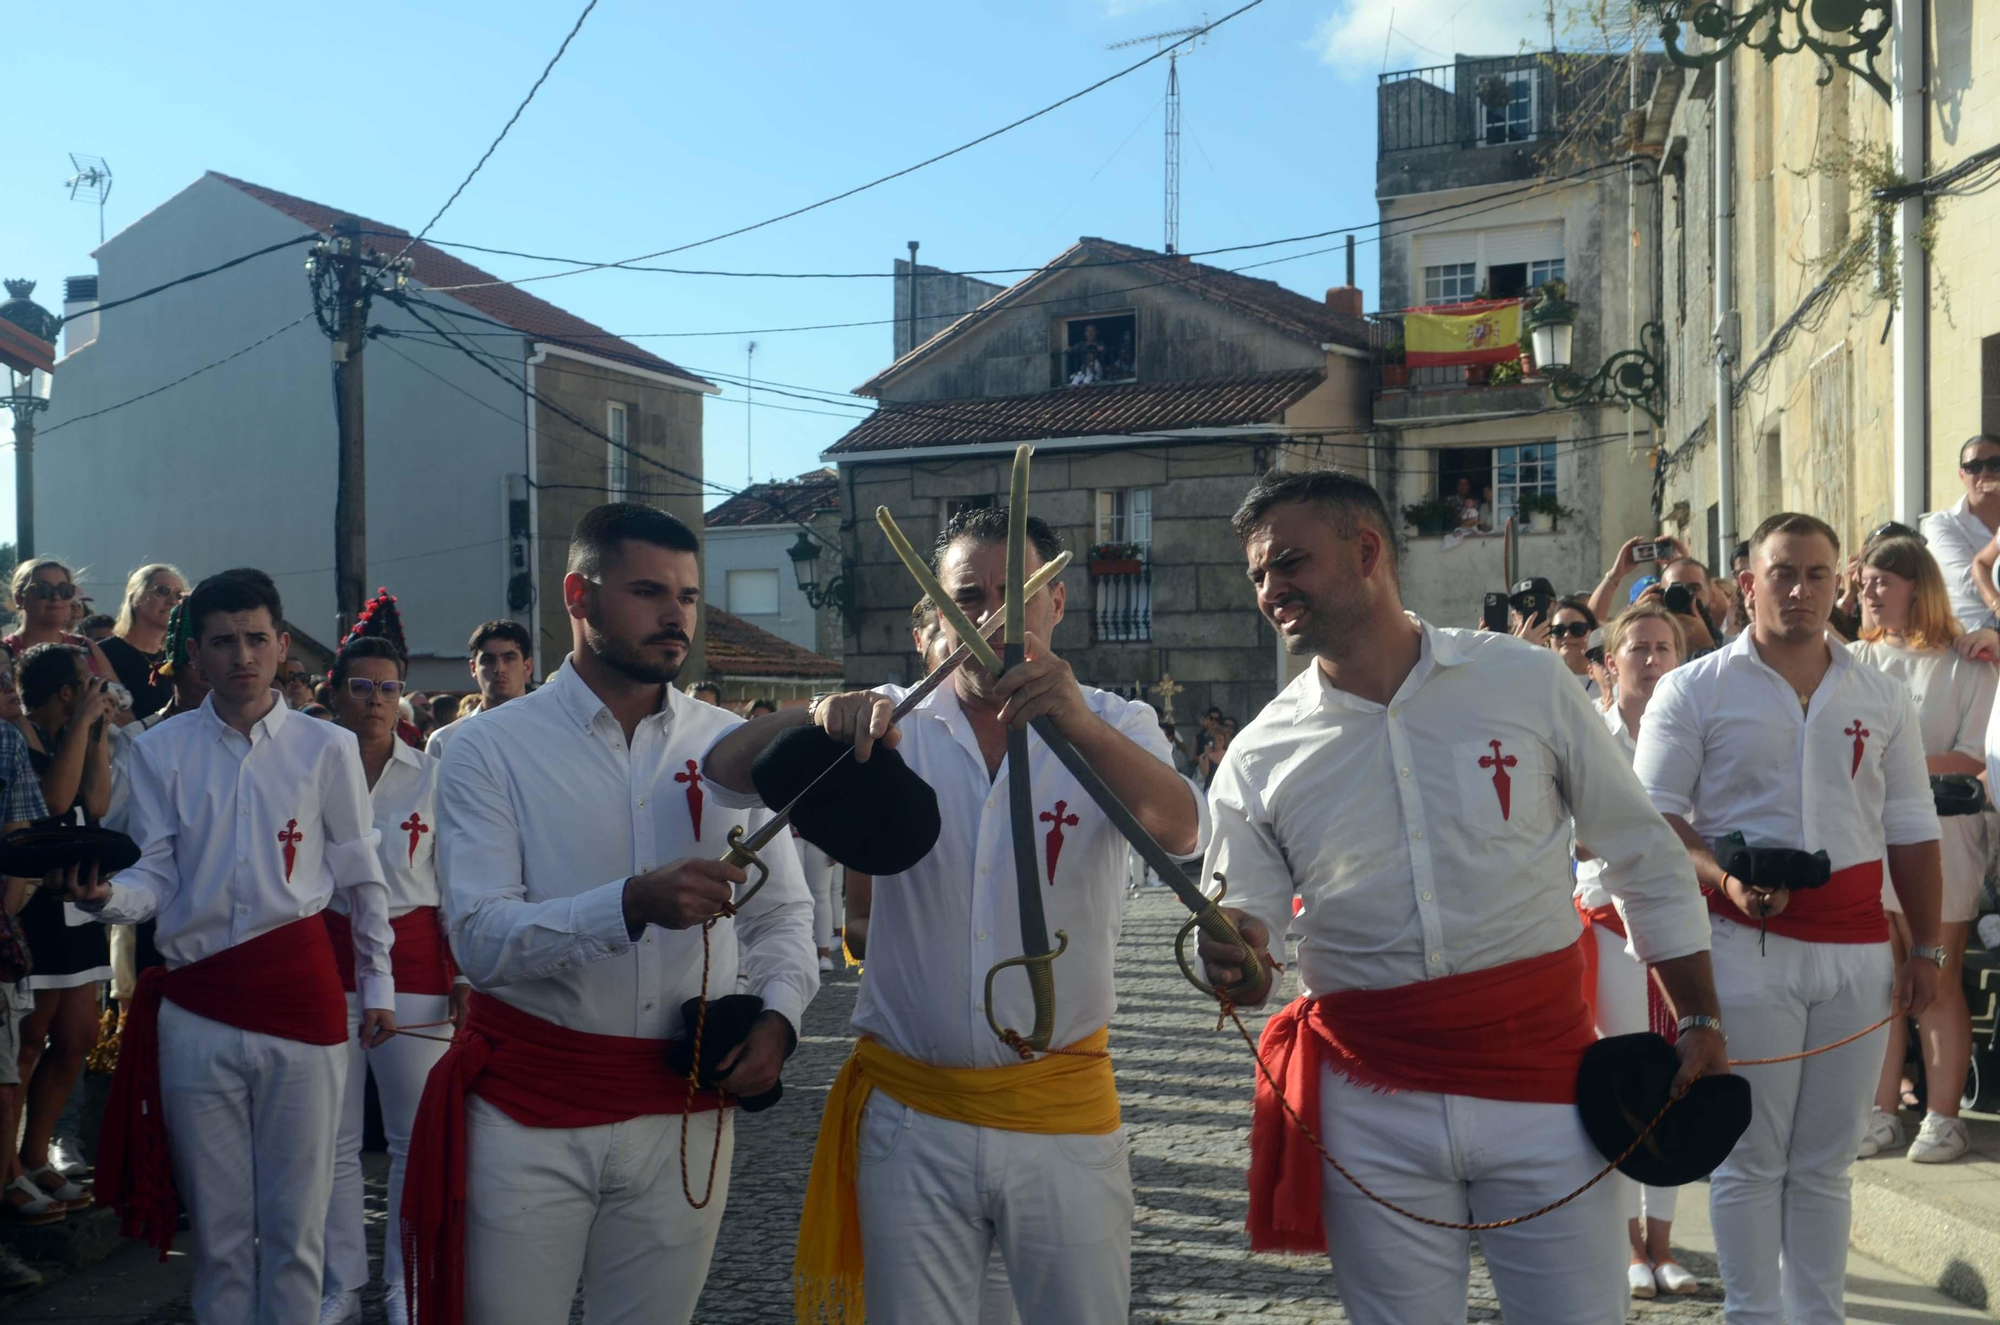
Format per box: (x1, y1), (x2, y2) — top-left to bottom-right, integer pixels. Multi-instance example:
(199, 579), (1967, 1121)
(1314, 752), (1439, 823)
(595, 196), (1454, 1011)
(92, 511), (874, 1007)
(983, 930), (1068, 1056)
(716, 824), (771, 916)
(1173, 874), (1269, 1005)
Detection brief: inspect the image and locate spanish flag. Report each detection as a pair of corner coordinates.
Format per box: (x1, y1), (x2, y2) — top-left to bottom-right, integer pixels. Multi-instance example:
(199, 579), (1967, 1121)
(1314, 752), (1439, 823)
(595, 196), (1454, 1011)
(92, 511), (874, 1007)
(1404, 298), (1523, 368)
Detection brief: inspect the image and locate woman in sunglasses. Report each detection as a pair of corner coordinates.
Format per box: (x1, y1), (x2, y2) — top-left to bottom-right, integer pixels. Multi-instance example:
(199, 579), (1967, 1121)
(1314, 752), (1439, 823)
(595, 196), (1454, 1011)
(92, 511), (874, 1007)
(1544, 596), (1602, 700)
(4, 559), (112, 683)
(98, 565), (186, 722)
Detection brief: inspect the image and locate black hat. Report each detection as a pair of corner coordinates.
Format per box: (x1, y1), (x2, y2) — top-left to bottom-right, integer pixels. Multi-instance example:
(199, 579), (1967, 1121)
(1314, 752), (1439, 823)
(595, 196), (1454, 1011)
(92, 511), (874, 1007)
(1932, 773), (1987, 818)
(1, 819), (140, 877)
(1508, 577), (1557, 613)
(665, 995), (786, 1113)
(1713, 832), (1832, 891)
(750, 725), (941, 876)
(1576, 1033), (1751, 1187)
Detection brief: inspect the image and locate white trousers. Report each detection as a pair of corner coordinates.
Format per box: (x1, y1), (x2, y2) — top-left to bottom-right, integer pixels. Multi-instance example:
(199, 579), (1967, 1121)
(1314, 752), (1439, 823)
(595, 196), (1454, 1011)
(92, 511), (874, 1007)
(323, 990), (451, 1298)
(1316, 1067), (1626, 1325)
(462, 1095), (732, 1325)
(158, 998), (346, 1325)
(1707, 919), (1893, 1325)
(1590, 924), (1680, 1228)
(805, 843), (837, 950)
(854, 1092), (1133, 1325)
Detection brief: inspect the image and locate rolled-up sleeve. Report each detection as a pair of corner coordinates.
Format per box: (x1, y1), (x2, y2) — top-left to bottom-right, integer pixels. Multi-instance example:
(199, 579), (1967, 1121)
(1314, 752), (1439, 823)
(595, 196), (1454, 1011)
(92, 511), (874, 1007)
(438, 737), (634, 988)
(1560, 666), (1707, 964)
(1632, 669), (1704, 820)
(1881, 686), (1943, 846)
(1202, 749), (1292, 950)
(729, 810), (819, 1037)
(323, 741), (394, 1010)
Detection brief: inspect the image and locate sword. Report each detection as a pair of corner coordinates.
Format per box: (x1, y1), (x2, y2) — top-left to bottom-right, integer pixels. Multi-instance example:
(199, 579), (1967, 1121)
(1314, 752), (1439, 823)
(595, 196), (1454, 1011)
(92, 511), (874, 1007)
(716, 549), (1071, 914)
(874, 498), (1268, 1022)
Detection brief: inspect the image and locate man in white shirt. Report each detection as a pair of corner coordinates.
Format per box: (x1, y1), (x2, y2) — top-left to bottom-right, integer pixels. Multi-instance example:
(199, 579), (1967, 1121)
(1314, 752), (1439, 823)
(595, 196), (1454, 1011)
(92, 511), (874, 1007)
(1636, 511), (1944, 1325)
(405, 502), (817, 1325)
(425, 618), (533, 762)
(1919, 434), (2000, 630)
(709, 506), (1206, 1324)
(64, 568), (396, 1325)
(1195, 469), (1725, 1325)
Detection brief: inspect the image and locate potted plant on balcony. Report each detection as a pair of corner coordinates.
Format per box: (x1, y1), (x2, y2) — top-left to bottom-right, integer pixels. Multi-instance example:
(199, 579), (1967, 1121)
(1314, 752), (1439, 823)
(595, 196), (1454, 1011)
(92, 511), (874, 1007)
(1400, 496), (1457, 538)
(1488, 358), (1524, 387)
(1517, 492), (1574, 534)
(1478, 73), (1515, 110)
(1380, 333), (1408, 389)
(1087, 541), (1145, 576)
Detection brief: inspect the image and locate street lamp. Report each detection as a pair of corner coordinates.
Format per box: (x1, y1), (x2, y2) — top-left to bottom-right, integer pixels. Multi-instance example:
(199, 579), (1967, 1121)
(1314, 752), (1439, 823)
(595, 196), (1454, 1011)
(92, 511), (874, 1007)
(0, 279), (61, 562)
(787, 529), (856, 632)
(1636, 0), (1892, 103)
(1524, 283), (1666, 426)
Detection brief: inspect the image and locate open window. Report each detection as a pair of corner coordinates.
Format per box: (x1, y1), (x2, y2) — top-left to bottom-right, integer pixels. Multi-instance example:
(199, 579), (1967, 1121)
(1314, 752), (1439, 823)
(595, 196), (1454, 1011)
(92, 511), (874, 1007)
(1062, 313), (1136, 387)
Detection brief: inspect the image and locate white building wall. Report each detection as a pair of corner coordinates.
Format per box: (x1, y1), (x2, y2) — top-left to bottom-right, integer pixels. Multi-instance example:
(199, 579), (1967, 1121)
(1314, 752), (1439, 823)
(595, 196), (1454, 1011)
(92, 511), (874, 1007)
(703, 524), (820, 652)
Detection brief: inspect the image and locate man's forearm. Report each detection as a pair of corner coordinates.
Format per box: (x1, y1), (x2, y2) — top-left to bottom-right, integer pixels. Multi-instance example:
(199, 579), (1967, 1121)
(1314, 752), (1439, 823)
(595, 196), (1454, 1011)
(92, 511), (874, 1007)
(1886, 839), (1943, 948)
(1061, 713), (1200, 856)
(1648, 951), (1722, 1023)
(703, 708), (814, 794)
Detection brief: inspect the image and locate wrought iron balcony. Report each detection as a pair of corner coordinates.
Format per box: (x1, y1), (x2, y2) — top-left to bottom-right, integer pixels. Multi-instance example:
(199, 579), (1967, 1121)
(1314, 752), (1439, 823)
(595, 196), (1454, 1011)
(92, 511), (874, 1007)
(1378, 55), (1581, 156)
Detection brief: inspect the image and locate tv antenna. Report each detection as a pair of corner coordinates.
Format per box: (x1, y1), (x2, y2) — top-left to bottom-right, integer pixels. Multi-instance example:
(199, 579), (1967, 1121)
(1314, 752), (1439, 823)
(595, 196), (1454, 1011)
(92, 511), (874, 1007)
(65, 154), (113, 243)
(1108, 17), (1209, 255)
(745, 340), (758, 487)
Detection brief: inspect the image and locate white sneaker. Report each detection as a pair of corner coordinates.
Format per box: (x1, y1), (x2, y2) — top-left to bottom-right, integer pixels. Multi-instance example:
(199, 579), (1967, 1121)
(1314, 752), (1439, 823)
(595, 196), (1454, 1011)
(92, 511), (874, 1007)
(318, 1289), (361, 1325)
(1654, 1260), (1700, 1295)
(1627, 1261), (1657, 1299)
(818, 954), (834, 973)
(47, 1137), (87, 1176)
(1857, 1106), (1905, 1158)
(1907, 1112), (1971, 1164)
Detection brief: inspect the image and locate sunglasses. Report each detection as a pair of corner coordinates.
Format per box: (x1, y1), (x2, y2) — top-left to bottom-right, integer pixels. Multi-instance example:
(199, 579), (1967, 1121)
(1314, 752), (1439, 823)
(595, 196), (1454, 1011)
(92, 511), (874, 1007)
(143, 583), (185, 604)
(1866, 521), (1926, 545)
(345, 677), (405, 699)
(1548, 622), (1592, 640)
(24, 582), (75, 602)
(1963, 457), (2000, 476)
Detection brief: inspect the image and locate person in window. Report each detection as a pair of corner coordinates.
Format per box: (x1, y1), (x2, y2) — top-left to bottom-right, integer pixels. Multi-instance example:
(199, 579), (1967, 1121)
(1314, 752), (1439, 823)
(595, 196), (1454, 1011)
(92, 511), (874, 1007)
(3, 559), (113, 680)
(99, 564), (186, 722)
(1111, 332), (1135, 380)
(1068, 322), (1107, 382)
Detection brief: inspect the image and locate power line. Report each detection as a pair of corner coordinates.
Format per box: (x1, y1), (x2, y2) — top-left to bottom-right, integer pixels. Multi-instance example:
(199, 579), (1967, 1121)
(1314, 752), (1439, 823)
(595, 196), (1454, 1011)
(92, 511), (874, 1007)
(80, 234), (321, 320)
(383, 0), (600, 271)
(36, 315), (313, 436)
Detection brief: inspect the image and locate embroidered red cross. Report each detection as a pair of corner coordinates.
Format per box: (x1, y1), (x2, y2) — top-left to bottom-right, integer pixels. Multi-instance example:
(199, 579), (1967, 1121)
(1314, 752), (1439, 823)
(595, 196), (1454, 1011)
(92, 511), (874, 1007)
(675, 759), (704, 840)
(401, 811), (429, 865)
(277, 819), (304, 882)
(1845, 719), (1870, 778)
(1478, 740), (1517, 820)
(1039, 799), (1080, 886)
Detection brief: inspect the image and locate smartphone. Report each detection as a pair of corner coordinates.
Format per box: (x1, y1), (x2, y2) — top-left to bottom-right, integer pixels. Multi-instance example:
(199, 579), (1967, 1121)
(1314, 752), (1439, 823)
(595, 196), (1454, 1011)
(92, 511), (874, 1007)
(1482, 592), (1510, 633)
(1632, 540), (1661, 562)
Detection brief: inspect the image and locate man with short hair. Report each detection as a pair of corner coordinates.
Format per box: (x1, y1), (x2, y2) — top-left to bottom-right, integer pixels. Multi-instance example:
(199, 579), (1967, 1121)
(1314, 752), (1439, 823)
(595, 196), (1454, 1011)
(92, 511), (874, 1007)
(748, 698), (777, 718)
(406, 503), (816, 1325)
(426, 620), (533, 761)
(280, 659), (317, 711)
(60, 568), (395, 1325)
(690, 681), (723, 706)
(1637, 512), (1943, 1325)
(1198, 469), (1722, 1325)
(1921, 434), (2000, 630)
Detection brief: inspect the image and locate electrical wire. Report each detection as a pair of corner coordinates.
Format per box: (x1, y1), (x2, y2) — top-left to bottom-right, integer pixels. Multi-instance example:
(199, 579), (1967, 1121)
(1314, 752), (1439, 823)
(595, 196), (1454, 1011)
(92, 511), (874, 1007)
(36, 315), (313, 437)
(76, 234), (322, 321)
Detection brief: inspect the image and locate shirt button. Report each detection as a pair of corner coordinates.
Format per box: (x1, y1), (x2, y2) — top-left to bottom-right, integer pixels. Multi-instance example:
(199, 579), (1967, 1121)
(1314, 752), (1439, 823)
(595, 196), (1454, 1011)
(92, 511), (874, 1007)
(1421, 891), (1433, 902)
(1388, 706), (1401, 718)
(977, 931), (987, 940)
(1429, 952), (1442, 965)
(979, 866), (990, 875)
(1411, 829), (1424, 841)
(1399, 767), (1410, 778)
(644, 1002), (654, 1011)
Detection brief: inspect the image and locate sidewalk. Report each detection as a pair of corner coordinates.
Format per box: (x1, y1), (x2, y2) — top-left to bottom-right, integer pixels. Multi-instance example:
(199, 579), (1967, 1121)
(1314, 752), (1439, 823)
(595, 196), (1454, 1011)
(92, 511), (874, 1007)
(1848, 1108), (2000, 1316)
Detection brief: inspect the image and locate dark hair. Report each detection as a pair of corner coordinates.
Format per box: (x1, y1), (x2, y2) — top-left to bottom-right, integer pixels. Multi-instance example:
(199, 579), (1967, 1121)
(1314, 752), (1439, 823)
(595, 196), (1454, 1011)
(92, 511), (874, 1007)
(430, 694), (461, 724)
(1730, 540), (1750, 565)
(909, 597), (936, 634)
(931, 507), (1062, 575)
(567, 502), (700, 580)
(185, 568), (284, 641)
(748, 698), (777, 716)
(1747, 511), (1841, 559)
(77, 613), (116, 635)
(331, 635), (407, 687)
(1552, 596), (1599, 630)
(468, 618), (532, 659)
(1230, 469), (1398, 573)
(18, 642), (88, 709)
(1961, 434), (2000, 462)
(1204, 706), (1223, 721)
(692, 681), (722, 699)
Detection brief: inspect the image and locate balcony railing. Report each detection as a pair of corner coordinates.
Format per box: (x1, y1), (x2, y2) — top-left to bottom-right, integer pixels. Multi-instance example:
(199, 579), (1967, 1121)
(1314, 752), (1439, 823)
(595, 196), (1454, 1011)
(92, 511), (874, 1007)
(1378, 56), (1578, 156)
(1369, 310), (1543, 394)
(1093, 565), (1152, 643)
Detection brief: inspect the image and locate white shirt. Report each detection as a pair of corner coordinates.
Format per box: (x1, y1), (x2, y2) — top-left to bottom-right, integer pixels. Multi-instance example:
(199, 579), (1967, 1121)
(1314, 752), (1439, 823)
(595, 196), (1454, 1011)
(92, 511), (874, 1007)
(1573, 702), (1638, 911)
(436, 660), (817, 1042)
(425, 712), (474, 763)
(1634, 631), (1939, 873)
(104, 708), (173, 834)
(1205, 620), (1707, 998)
(328, 736), (441, 919)
(1920, 497), (1998, 630)
(92, 693), (396, 1010)
(850, 680), (1208, 1069)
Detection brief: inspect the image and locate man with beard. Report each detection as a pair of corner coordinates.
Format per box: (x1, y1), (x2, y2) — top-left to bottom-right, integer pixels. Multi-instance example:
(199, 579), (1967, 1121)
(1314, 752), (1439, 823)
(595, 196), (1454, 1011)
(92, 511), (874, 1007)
(1634, 513), (1941, 1324)
(1194, 469), (1723, 1324)
(426, 619), (534, 761)
(405, 502), (817, 1325)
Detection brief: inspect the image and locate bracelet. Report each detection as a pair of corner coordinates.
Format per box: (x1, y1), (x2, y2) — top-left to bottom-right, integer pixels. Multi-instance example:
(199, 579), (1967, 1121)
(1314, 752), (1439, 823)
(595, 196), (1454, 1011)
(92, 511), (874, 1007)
(1677, 1014), (1725, 1039)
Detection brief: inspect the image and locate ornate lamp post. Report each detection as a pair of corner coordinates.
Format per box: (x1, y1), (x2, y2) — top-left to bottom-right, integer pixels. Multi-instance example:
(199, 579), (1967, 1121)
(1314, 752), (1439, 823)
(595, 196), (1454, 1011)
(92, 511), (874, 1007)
(1636, 0), (1893, 102)
(0, 280), (61, 562)
(1524, 283), (1667, 427)
(787, 529), (857, 633)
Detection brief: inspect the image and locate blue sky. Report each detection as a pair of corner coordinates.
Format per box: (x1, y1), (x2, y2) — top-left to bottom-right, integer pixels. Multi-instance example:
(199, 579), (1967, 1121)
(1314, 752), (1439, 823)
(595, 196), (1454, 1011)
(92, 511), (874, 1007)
(5, 0), (1559, 533)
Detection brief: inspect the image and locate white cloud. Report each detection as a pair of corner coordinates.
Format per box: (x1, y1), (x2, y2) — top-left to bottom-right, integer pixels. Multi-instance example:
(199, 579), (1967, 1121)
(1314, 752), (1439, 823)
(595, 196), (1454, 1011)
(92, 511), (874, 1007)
(1315, 0), (1554, 75)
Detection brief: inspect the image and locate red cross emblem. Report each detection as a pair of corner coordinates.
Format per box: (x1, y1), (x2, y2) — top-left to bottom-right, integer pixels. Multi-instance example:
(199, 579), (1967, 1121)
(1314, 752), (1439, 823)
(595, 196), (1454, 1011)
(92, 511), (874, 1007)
(1039, 799), (1080, 886)
(675, 759), (704, 840)
(1478, 740), (1517, 820)
(401, 811), (429, 865)
(277, 819), (304, 882)
(1845, 719), (1870, 778)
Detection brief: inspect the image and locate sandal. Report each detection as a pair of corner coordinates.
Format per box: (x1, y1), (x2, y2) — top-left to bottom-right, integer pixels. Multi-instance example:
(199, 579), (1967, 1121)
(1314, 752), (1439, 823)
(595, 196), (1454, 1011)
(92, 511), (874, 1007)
(27, 1164), (90, 1210)
(3, 1176), (66, 1225)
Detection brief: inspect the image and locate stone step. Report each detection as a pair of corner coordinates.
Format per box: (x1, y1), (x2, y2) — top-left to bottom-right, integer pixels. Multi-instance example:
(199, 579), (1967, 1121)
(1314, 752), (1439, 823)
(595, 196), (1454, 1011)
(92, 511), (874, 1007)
(8, 1206), (125, 1271)
(1848, 1112), (2000, 1317)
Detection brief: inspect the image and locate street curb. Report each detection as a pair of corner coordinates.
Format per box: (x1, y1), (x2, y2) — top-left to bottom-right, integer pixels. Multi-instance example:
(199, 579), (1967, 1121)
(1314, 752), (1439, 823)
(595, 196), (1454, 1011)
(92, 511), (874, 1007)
(1849, 1169), (2000, 1316)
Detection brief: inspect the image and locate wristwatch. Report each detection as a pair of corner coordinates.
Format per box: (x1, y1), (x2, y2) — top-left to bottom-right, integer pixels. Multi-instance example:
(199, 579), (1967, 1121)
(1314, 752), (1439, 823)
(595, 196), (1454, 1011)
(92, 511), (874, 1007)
(1677, 1014), (1726, 1039)
(1910, 943), (1949, 969)
(807, 691), (842, 725)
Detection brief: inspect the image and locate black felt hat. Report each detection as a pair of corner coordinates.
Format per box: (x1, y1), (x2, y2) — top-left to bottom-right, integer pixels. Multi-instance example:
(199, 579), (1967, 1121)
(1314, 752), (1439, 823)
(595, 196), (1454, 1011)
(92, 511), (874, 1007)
(665, 995), (785, 1113)
(0, 821), (140, 878)
(1576, 1033), (1752, 1187)
(750, 725), (940, 876)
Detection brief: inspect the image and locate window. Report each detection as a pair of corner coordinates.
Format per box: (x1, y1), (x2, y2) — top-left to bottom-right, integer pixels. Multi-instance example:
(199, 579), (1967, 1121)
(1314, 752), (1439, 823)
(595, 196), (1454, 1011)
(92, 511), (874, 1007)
(1093, 487), (1152, 642)
(944, 495), (997, 523)
(1528, 258), (1565, 289)
(1094, 487), (1153, 551)
(1435, 448), (1493, 526)
(1482, 70), (1537, 146)
(606, 402), (629, 499)
(1062, 313), (1136, 387)
(1423, 262), (1478, 305)
(726, 568), (780, 616)
(1492, 442), (1557, 526)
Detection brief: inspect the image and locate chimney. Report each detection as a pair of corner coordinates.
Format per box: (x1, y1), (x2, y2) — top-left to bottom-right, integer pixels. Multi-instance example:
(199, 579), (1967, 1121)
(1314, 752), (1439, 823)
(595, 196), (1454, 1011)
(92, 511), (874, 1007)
(1323, 286), (1364, 319)
(62, 276), (98, 354)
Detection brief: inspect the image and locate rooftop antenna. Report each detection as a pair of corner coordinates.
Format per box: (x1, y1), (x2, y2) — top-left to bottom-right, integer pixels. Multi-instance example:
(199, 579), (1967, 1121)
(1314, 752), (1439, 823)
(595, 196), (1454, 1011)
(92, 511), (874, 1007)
(745, 340), (758, 488)
(1108, 16), (1210, 256)
(65, 154), (113, 243)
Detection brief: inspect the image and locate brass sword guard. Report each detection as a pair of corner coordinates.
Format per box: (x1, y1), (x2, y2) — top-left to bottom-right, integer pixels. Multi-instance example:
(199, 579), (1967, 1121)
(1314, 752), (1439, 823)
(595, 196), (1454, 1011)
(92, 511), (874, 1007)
(983, 929), (1070, 1054)
(716, 824), (772, 917)
(1174, 875), (1268, 1005)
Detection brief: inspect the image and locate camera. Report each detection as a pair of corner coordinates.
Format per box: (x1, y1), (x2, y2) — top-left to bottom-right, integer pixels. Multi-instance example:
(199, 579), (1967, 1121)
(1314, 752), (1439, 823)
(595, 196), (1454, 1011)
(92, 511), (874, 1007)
(1631, 540), (1660, 562)
(1507, 577), (1557, 623)
(104, 681), (134, 713)
(1662, 583), (1699, 615)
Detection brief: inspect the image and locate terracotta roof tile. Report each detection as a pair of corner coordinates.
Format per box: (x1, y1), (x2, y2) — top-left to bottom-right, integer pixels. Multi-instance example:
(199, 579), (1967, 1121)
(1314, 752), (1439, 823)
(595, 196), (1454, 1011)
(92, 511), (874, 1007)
(208, 172), (710, 386)
(703, 468), (840, 528)
(826, 368), (1323, 455)
(703, 605), (842, 680)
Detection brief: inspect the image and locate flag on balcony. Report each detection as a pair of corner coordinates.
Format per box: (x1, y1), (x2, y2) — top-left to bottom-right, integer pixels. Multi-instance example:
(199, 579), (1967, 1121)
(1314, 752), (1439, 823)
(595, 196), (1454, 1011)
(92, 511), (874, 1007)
(1403, 299), (1523, 368)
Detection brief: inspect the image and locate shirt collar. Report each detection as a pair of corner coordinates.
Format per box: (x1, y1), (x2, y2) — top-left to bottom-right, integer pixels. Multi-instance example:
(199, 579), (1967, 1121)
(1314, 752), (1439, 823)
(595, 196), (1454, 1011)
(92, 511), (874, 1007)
(548, 656), (674, 733)
(1303, 614), (1468, 718)
(1724, 626), (1853, 680)
(199, 689), (290, 743)
(386, 732), (425, 772)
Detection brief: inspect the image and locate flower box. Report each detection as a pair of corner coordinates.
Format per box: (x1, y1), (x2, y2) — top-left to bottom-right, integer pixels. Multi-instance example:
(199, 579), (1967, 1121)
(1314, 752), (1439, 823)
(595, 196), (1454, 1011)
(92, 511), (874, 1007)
(1089, 558), (1143, 577)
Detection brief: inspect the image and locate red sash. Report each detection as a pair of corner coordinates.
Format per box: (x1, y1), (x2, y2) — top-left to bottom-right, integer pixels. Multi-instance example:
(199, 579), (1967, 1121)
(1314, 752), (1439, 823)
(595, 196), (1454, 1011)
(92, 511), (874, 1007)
(1708, 858), (1886, 944)
(1247, 938), (1596, 1255)
(1576, 897), (1678, 1042)
(95, 916), (347, 1259)
(323, 905), (457, 995)
(402, 991), (725, 1325)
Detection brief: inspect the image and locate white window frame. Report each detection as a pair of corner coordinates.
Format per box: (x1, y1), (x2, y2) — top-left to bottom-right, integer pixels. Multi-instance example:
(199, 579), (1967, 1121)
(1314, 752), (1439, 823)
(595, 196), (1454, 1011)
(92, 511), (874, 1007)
(1481, 69), (1539, 147)
(1094, 487), (1153, 552)
(725, 567), (780, 616)
(1528, 258), (1565, 289)
(1423, 262), (1479, 305)
(606, 402), (629, 499)
(1493, 442), (1558, 526)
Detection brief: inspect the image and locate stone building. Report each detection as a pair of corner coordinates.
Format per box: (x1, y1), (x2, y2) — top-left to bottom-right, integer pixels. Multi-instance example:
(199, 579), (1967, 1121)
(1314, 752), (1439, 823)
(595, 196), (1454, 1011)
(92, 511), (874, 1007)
(824, 236), (1372, 723)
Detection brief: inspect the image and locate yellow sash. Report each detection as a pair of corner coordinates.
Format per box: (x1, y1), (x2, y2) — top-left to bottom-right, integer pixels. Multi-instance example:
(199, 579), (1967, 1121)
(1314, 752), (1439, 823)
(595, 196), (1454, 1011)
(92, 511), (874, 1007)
(792, 1027), (1119, 1324)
